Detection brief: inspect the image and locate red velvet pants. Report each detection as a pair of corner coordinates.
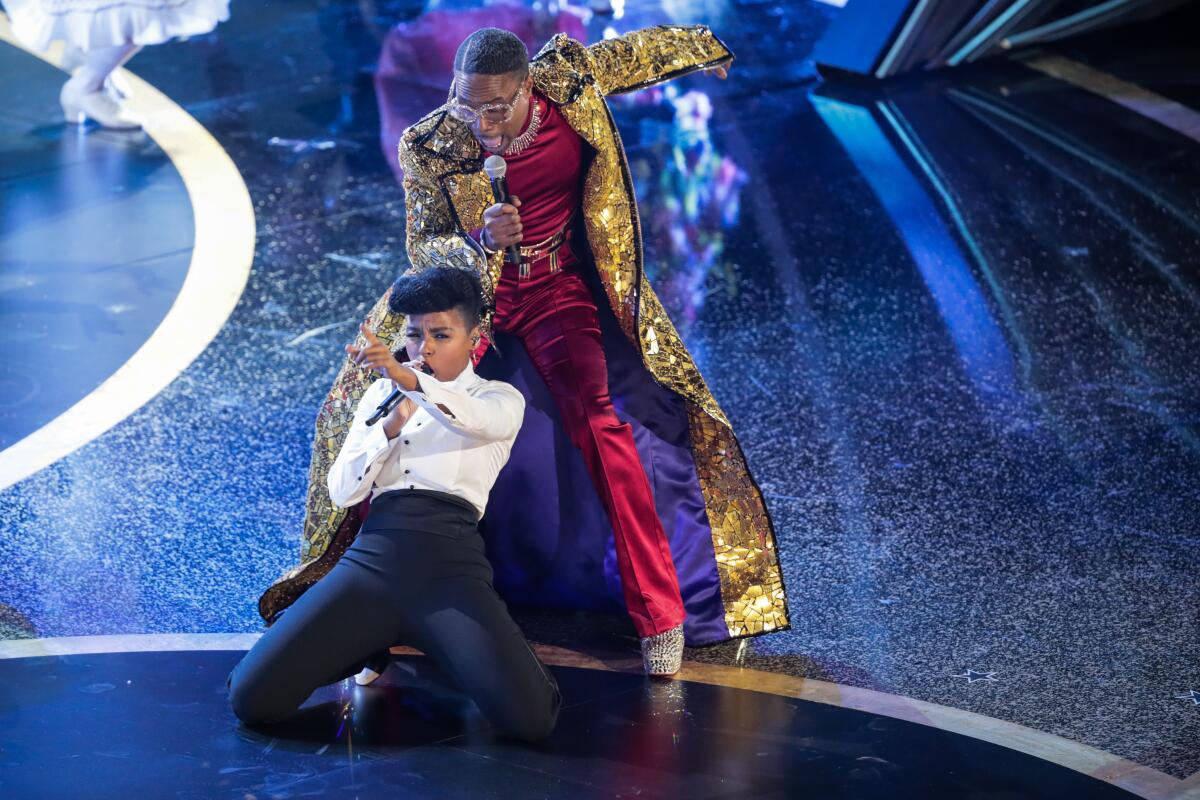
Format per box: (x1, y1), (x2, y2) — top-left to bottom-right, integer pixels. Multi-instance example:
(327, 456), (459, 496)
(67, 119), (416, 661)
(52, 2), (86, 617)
(491, 254), (685, 638)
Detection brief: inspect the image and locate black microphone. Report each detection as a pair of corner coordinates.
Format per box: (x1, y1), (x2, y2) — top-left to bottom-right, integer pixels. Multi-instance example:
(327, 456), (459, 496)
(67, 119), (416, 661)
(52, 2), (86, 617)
(483, 154), (521, 265)
(366, 360), (432, 427)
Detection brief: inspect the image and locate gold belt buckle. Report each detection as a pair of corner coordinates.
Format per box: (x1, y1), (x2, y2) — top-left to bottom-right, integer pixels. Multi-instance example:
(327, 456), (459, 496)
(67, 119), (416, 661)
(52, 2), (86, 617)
(517, 226), (570, 279)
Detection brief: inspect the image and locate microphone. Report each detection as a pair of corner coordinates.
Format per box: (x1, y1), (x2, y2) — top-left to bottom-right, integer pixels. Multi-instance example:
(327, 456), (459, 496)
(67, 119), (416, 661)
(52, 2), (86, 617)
(483, 155), (521, 265)
(366, 361), (432, 427)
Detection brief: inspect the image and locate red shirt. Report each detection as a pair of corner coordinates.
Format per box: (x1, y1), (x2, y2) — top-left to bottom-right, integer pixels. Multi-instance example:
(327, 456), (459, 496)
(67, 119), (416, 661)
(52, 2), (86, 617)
(502, 90), (584, 245)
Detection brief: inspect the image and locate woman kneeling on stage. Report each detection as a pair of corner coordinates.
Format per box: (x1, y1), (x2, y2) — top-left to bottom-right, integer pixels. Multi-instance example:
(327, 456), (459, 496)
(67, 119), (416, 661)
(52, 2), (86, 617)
(227, 267), (560, 741)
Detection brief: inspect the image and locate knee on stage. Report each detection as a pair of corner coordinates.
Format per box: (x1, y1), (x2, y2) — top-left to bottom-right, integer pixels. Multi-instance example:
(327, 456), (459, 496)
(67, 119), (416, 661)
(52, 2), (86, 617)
(226, 625), (561, 742)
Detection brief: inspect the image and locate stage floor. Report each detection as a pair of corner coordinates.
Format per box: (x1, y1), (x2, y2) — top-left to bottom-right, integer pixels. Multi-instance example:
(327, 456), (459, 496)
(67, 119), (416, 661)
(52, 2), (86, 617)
(1, 1), (1198, 797)
(0, 637), (1150, 799)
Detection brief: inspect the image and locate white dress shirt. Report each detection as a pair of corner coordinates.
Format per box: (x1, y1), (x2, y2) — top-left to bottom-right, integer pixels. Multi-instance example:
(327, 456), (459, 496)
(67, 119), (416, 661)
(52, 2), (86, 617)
(327, 361), (525, 518)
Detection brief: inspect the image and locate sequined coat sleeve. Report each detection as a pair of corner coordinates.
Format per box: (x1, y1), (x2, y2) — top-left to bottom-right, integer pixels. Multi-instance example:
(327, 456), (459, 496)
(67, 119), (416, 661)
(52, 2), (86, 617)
(397, 135), (489, 273)
(582, 25), (734, 96)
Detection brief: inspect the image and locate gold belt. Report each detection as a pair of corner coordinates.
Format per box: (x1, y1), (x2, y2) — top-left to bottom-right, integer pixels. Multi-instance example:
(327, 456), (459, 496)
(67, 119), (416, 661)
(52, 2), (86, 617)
(514, 222), (573, 279)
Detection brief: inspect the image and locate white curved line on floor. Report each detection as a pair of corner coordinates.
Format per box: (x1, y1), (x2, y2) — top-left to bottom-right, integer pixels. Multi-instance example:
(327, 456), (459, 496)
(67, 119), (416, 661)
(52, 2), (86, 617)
(0, 17), (255, 491)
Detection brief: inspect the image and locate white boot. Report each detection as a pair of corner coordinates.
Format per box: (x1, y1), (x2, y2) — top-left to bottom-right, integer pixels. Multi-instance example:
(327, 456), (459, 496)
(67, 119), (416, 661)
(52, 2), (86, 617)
(61, 78), (141, 129)
(60, 43), (141, 129)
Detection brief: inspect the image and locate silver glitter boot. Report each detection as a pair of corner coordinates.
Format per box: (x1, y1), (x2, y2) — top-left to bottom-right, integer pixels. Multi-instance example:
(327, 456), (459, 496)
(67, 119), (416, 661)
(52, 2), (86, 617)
(640, 623), (684, 676)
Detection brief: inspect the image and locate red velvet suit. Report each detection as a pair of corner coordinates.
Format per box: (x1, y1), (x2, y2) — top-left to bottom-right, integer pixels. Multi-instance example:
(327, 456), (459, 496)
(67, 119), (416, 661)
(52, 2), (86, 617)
(483, 91), (685, 637)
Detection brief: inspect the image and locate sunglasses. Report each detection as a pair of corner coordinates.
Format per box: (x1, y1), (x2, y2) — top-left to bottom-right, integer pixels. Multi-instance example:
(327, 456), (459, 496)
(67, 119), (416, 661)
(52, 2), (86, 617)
(446, 77), (525, 126)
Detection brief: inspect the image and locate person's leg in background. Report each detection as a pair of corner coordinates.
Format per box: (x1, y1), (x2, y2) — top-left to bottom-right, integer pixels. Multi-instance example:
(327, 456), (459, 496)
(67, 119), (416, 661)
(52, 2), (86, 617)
(60, 41), (143, 128)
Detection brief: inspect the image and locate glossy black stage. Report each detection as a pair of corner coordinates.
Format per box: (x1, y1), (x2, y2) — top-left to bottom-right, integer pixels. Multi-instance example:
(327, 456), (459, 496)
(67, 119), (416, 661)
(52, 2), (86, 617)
(0, 649), (1145, 799)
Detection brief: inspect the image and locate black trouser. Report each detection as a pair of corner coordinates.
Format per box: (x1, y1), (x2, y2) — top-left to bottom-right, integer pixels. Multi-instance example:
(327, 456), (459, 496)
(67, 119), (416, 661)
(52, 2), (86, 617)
(228, 489), (560, 741)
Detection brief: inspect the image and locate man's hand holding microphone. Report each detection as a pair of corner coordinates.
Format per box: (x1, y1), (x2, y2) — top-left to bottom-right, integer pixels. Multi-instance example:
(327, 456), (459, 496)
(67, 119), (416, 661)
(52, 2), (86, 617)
(481, 195), (522, 255)
(482, 155), (523, 263)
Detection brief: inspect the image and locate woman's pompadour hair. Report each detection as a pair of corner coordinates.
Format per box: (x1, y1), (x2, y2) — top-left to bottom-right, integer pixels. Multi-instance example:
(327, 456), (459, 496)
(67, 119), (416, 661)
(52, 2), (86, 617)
(388, 268), (485, 329)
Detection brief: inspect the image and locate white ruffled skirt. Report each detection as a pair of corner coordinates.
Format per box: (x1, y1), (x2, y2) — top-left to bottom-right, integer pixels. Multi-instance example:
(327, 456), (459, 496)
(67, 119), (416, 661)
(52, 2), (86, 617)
(3, 0), (230, 52)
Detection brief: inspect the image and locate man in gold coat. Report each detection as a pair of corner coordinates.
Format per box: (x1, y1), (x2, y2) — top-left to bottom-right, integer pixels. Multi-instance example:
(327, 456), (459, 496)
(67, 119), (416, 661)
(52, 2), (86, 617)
(259, 24), (789, 675)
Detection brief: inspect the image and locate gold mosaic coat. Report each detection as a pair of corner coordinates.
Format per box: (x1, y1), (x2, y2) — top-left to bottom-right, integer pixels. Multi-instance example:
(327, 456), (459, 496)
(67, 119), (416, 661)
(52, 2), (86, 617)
(258, 25), (789, 641)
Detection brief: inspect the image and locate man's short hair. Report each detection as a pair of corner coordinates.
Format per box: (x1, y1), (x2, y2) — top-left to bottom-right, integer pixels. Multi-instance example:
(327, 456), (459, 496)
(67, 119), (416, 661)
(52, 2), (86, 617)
(453, 28), (529, 77)
(388, 268), (485, 329)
